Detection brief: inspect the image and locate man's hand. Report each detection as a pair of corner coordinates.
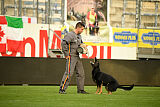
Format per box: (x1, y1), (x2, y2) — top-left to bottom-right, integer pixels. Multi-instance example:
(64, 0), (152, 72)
(80, 44), (88, 51)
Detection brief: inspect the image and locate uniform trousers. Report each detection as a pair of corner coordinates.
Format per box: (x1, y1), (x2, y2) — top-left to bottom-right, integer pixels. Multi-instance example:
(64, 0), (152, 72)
(60, 56), (85, 91)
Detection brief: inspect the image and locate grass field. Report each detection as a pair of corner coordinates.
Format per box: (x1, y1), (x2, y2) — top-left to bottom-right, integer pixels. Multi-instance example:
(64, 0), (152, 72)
(0, 86), (160, 107)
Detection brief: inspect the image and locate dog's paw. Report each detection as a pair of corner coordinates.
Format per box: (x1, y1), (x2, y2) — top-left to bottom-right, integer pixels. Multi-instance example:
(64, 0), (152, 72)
(108, 92), (112, 95)
(98, 92), (102, 94)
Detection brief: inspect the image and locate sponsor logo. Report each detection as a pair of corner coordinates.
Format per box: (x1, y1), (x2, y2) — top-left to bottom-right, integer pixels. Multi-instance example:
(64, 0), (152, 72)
(113, 31), (137, 44)
(142, 32), (160, 45)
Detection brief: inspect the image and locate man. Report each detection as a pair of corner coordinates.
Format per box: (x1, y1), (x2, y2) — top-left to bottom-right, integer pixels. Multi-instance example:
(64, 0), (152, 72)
(87, 7), (97, 36)
(59, 22), (88, 94)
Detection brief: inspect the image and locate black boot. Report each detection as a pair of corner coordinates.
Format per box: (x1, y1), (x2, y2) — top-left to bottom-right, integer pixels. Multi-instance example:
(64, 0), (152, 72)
(77, 90), (89, 94)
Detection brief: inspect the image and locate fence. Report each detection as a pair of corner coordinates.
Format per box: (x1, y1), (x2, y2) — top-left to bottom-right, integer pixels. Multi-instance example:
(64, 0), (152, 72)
(0, 57), (160, 86)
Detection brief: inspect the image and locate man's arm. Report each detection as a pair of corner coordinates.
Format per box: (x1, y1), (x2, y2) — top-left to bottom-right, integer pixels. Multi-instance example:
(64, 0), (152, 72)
(61, 33), (72, 59)
(86, 11), (90, 25)
(61, 40), (69, 59)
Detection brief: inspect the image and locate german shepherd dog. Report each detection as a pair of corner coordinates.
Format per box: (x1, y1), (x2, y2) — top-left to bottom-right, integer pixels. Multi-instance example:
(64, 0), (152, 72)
(90, 57), (134, 95)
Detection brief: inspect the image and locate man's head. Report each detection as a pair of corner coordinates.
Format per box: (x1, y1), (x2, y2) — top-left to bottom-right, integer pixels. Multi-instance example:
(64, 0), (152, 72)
(91, 7), (95, 13)
(75, 22), (85, 35)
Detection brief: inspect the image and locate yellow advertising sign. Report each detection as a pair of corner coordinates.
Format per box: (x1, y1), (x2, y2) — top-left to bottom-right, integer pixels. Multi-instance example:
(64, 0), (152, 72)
(112, 28), (138, 47)
(84, 28), (160, 48)
(139, 29), (160, 48)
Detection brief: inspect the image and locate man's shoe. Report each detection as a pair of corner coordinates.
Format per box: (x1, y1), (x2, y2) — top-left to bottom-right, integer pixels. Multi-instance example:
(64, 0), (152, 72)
(77, 90), (89, 94)
(59, 89), (66, 94)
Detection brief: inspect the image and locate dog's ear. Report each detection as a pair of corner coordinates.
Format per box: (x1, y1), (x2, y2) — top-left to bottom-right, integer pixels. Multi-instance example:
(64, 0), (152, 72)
(94, 57), (97, 62)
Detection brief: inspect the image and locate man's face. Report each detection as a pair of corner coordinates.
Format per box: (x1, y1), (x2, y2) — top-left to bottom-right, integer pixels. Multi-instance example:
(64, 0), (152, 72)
(77, 27), (84, 35)
(91, 8), (95, 13)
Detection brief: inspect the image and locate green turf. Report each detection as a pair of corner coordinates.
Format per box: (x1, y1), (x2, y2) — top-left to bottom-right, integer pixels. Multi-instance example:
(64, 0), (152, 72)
(0, 86), (160, 107)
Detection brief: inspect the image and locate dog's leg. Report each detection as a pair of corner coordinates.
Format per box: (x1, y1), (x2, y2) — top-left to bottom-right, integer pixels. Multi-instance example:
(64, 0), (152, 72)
(105, 86), (112, 95)
(98, 83), (103, 94)
(96, 82), (100, 94)
(96, 86), (99, 94)
(108, 91), (112, 95)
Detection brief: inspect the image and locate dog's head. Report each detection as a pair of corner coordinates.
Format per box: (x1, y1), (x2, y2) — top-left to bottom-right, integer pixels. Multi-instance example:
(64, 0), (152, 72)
(90, 57), (99, 68)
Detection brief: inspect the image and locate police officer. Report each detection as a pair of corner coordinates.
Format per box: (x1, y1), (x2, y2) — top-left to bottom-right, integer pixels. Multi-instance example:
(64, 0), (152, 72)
(59, 22), (88, 94)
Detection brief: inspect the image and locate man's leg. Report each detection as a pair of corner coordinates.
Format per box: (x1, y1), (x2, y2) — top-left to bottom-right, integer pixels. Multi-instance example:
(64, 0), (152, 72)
(75, 57), (85, 92)
(92, 26), (95, 36)
(59, 57), (77, 93)
(89, 26), (92, 35)
(59, 59), (70, 93)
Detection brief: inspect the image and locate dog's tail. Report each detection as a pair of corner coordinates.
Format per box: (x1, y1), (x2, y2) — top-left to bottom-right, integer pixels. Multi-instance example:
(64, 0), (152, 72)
(118, 84), (134, 91)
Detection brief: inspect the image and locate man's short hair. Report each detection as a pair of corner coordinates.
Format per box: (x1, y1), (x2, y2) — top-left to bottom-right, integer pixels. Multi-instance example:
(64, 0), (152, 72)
(75, 22), (85, 28)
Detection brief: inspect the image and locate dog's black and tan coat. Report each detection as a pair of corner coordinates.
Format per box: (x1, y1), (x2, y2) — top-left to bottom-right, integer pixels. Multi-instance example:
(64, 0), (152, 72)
(90, 57), (134, 95)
